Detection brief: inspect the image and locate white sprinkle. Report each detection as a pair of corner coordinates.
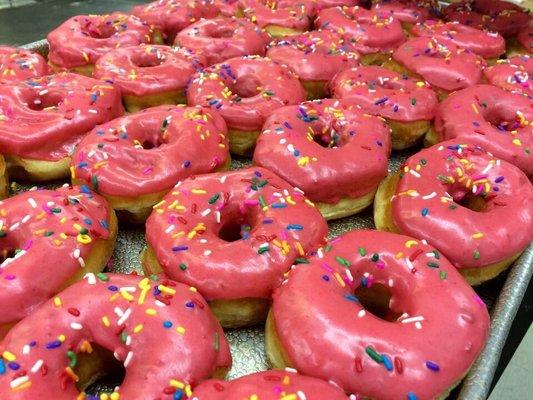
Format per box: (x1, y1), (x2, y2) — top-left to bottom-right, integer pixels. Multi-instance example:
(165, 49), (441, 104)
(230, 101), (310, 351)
(9, 222), (20, 231)
(388, 278), (394, 287)
(117, 308), (132, 326)
(422, 191), (437, 200)
(165, 225), (175, 234)
(201, 209), (211, 217)
(415, 322), (422, 330)
(204, 250), (212, 256)
(358, 310), (366, 318)
(22, 345), (30, 355)
(30, 359), (43, 374)
(70, 322), (83, 330)
(219, 175), (227, 183)
(114, 307), (124, 317)
(409, 170), (421, 178)
(27, 198), (37, 208)
(21, 215), (31, 224)
(123, 351), (133, 367)
(215, 211), (221, 223)
(401, 316), (424, 324)
(285, 367), (298, 373)
(10, 376), (29, 389)
(84, 273), (96, 284)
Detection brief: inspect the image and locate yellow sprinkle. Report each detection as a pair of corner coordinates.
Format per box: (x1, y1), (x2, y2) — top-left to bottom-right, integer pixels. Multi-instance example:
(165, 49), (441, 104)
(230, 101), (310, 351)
(191, 189), (207, 194)
(54, 297), (62, 307)
(176, 326), (186, 334)
(295, 241), (305, 256)
(334, 272), (346, 287)
(102, 316), (110, 327)
(138, 285), (150, 305)
(304, 199), (315, 207)
(512, 138), (522, 146)
(282, 375), (290, 385)
(153, 200), (166, 209)
(158, 285), (176, 295)
(12, 381), (31, 392)
(60, 233), (68, 240)
(133, 324), (144, 333)
(58, 335), (66, 342)
(286, 196), (296, 205)
(395, 252), (404, 259)
(77, 234), (92, 244)
(2, 351), (16, 362)
(70, 166), (76, 179)
(120, 290), (134, 301)
(145, 308), (157, 316)
(472, 232), (484, 239)
(59, 217), (67, 224)
(405, 240), (418, 248)
(170, 379), (186, 389)
(189, 286), (197, 292)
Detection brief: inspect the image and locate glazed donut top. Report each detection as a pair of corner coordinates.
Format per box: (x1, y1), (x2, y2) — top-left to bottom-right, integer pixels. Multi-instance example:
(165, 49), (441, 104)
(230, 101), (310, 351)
(444, 0), (530, 37)
(189, 370), (350, 399)
(392, 37), (485, 92)
(0, 273), (232, 399)
(412, 20), (505, 59)
(434, 84), (533, 176)
(483, 55), (532, 97)
(0, 46), (49, 84)
(131, 0), (219, 39)
(94, 45), (205, 97)
(72, 105), (230, 198)
(0, 185), (113, 325)
(213, 0), (239, 16)
(271, 229), (490, 399)
(253, 99), (392, 204)
(372, 0), (436, 24)
(175, 17), (271, 66)
(0, 73), (123, 161)
(266, 30), (360, 81)
(518, 25), (532, 53)
(331, 65), (438, 122)
(315, 6), (406, 54)
(392, 140), (533, 269)
(238, 0), (315, 31)
(146, 167), (328, 301)
(47, 13), (153, 69)
(187, 56), (306, 131)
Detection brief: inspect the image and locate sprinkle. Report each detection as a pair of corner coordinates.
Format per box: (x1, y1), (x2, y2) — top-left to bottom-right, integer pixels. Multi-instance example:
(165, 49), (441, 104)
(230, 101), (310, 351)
(407, 392), (419, 400)
(473, 250), (481, 260)
(421, 208), (429, 216)
(426, 361), (440, 372)
(365, 346), (383, 363)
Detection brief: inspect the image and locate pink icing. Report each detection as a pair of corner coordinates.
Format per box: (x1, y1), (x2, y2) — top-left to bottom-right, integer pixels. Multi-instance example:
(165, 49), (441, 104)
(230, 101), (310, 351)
(175, 17), (271, 66)
(0, 186), (113, 324)
(187, 56), (306, 132)
(412, 20), (505, 59)
(313, 0), (359, 11)
(372, 0), (436, 24)
(238, 0), (316, 31)
(392, 140), (533, 269)
(331, 65), (438, 121)
(518, 25), (532, 53)
(266, 30), (360, 82)
(213, 0), (240, 16)
(47, 13), (153, 69)
(483, 55), (532, 97)
(392, 37), (485, 92)
(190, 370), (350, 399)
(0, 73), (123, 161)
(434, 85), (532, 176)
(0, 273), (231, 399)
(145, 167), (328, 301)
(94, 44), (204, 97)
(315, 6), (406, 54)
(444, 0), (530, 37)
(73, 105), (230, 198)
(131, 0), (219, 40)
(0, 47), (49, 84)
(271, 229), (490, 399)
(253, 99), (391, 204)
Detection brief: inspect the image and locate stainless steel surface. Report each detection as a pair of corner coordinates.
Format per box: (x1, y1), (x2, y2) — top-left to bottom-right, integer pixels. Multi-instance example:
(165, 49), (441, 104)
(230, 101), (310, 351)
(13, 39), (533, 399)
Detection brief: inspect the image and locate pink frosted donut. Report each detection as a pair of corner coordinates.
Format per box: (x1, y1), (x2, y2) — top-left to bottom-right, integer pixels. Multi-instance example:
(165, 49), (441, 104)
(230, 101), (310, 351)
(131, 0), (219, 41)
(94, 44), (205, 111)
(483, 55), (532, 97)
(517, 25), (532, 53)
(213, 0), (240, 16)
(266, 30), (359, 98)
(175, 17), (271, 66)
(237, 0), (315, 36)
(411, 20), (505, 59)
(434, 85), (533, 176)
(268, 229), (490, 399)
(253, 99), (391, 219)
(187, 56), (306, 154)
(0, 46), (49, 84)
(0, 273), (232, 399)
(47, 13), (153, 74)
(372, 0), (437, 25)
(315, 6), (405, 60)
(190, 370), (350, 399)
(390, 36), (485, 93)
(444, 0), (530, 37)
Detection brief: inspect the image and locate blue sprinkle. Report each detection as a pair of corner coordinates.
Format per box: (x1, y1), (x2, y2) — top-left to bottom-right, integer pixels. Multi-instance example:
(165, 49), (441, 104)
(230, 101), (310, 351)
(421, 208), (429, 217)
(100, 220), (109, 229)
(284, 121), (293, 129)
(262, 219), (274, 224)
(174, 390), (184, 400)
(163, 321), (173, 329)
(286, 224), (303, 230)
(271, 203), (287, 208)
(344, 294), (359, 302)
(360, 276), (368, 288)
(80, 185), (92, 194)
(108, 285), (119, 292)
(8, 362), (20, 371)
(83, 218), (92, 225)
(185, 301), (195, 308)
(0, 359), (5, 375)
(407, 392), (419, 400)
(46, 340), (62, 349)
(426, 360), (440, 372)
(77, 161), (88, 168)
(172, 245), (189, 252)
(382, 354), (393, 372)
(374, 96), (389, 105)
(293, 149), (300, 157)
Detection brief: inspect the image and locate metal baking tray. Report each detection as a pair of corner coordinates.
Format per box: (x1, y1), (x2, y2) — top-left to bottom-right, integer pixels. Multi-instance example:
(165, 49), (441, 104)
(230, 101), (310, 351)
(13, 38), (533, 400)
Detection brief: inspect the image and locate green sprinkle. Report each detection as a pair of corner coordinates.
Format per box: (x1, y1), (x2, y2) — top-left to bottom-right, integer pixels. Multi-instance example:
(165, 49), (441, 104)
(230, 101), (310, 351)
(439, 271), (447, 280)
(257, 180), (268, 188)
(365, 346), (383, 363)
(358, 247), (366, 256)
(371, 253), (379, 262)
(208, 193), (220, 204)
(80, 228), (88, 235)
(91, 175), (99, 191)
(473, 250), (481, 260)
(121, 331), (128, 344)
(324, 244), (332, 252)
(258, 195), (267, 209)
(96, 272), (109, 281)
(264, 90), (275, 96)
(433, 250), (440, 259)
(0, 231), (6, 238)
(411, 98), (417, 105)
(179, 263), (187, 271)
(449, 204), (457, 210)
(420, 159), (427, 166)
(51, 207), (62, 213)
(149, 274), (159, 281)
(67, 351), (77, 368)
(44, 231), (54, 237)
(336, 256), (351, 267)
(258, 246), (269, 255)
(427, 262), (439, 268)
(294, 258), (309, 264)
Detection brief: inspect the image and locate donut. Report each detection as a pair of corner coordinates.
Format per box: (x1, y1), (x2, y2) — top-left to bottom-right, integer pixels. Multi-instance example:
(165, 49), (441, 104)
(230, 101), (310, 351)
(483, 55), (532, 97)
(266, 30), (360, 99)
(0, 73), (123, 182)
(0, 156), (7, 200)
(266, 229), (490, 399)
(508, 25), (532, 57)
(237, 0), (315, 38)
(253, 99), (392, 220)
(141, 167), (328, 328)
(444, 0), (530, 38)
(0, 46), (49, 84)
(187, 56), (306, 155)
(93, 44), (205, 112)
(72, 105), (231, 223)
(0, 273), (231, 398)
(426, 85), (532, 176)
(372, 0), (437, 29)
(213, 0), (240, 17)
(175, 17), (271, 66)
(131, 0), (219, 43)
(47, 13), (154, 76)
(411, 20), (506, 60)
(383, 37), (485, 98)
(374, 140), (533, 285)
(315, 6), (406, 65)
(331, 65), (438, 149)
(0, 185), (117, 339)
(189, 370), (350, 399)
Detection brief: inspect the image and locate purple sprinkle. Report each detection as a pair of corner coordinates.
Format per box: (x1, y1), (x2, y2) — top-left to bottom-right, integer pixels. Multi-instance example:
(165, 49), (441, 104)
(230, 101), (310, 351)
(426, 361), (440, 372)
(495, 176), (504, 183)
(46, 340), (62, 349)
(172, 245), (189, 252)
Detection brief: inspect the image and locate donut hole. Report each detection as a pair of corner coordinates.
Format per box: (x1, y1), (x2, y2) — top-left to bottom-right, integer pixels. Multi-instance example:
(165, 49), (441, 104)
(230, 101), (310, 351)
(208, 27), (235, 39)
(132, 53), (165, 68)
(141, 137), (164, 149)
(353, 283), (402, 322)
(218, 216), (253, 242)
(312, 121), (347, 148)
(0, 248), (17, 264)
(74, 343), (125, 394)
(27, 93), (63, 111)
(483, 110), (519, 132)
(454, 191), (488, 212)
(84, 25), (116, 39)
(233, 74), (262, 98)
